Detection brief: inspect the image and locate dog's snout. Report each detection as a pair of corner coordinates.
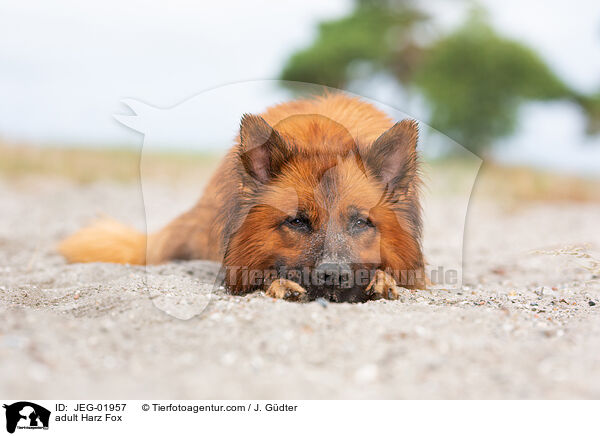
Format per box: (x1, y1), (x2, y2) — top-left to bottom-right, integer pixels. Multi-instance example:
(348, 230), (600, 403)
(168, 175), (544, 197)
(314, 262), (352, 288)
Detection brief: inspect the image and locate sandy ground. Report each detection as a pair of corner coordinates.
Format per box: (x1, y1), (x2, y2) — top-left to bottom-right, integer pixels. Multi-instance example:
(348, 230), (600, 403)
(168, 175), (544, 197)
(1, 175), (600, 399)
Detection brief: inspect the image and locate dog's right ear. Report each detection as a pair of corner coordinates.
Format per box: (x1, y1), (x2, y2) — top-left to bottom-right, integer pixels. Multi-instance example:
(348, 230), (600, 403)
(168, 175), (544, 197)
(239, 114), (293, 184)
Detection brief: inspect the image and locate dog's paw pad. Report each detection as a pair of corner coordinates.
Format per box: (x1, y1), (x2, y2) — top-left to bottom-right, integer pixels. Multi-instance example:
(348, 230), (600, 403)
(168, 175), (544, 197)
(266, 279), (308, 302)
(366, 270), (399, 300)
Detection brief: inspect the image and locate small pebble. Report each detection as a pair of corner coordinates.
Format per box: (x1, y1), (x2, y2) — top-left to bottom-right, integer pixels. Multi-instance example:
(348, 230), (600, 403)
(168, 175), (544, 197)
(589, 301), (596, 307)
(315, 298), (328, 308)
(354, 364), (378, 383)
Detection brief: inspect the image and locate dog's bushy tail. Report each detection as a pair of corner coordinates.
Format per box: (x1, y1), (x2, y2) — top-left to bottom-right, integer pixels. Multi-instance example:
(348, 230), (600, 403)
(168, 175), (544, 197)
(59, 218), (147, 265)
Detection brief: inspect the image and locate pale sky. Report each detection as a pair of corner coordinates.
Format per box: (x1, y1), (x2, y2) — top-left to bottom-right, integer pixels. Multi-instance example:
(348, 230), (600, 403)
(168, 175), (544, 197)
(0, 0), (599, 174)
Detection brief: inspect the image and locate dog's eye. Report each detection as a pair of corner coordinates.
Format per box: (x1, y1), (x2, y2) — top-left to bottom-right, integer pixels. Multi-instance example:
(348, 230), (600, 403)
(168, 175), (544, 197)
(351, 217), (372, 232)
(356, 219), (367, 227)
(285, 216), (310, 231)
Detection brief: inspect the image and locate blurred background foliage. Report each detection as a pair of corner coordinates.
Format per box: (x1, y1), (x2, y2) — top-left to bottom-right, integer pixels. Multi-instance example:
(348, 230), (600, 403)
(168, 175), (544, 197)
(280, 0), (600, 154)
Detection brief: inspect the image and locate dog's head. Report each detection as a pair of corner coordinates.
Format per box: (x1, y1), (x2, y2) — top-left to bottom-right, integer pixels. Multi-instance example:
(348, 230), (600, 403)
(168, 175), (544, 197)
(224, 114), (424, 301)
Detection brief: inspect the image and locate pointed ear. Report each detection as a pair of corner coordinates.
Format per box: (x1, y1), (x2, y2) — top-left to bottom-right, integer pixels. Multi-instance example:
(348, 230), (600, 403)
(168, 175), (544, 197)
(238, 114), (293, 184)
(365, 119), (419, 193)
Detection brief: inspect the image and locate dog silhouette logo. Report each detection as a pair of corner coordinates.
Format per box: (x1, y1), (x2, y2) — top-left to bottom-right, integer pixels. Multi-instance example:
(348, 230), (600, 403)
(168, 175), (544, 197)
(3, 402), (50, 433)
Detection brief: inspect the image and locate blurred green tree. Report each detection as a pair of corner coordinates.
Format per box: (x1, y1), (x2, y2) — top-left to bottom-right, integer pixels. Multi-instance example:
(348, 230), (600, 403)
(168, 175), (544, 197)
(280, 1), (600, 154)
(280, 0), (427, 88)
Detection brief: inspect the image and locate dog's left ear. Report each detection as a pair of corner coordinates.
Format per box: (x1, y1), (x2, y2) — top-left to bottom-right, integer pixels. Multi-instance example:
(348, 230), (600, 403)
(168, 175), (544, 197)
(366, 119), (419, 193)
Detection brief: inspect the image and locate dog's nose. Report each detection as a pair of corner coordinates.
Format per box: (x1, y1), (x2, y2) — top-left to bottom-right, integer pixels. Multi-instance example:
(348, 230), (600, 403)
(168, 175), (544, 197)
(314, 262), (353, 288)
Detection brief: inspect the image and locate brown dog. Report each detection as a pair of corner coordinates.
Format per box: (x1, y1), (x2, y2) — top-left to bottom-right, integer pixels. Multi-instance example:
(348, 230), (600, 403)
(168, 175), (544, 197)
(60, 94), (425, 302)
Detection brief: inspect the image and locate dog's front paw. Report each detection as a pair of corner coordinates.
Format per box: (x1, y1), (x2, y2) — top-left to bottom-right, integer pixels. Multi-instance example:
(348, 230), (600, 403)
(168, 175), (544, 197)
(366, 270), (399, 300)
(266, 278), (308, 302)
